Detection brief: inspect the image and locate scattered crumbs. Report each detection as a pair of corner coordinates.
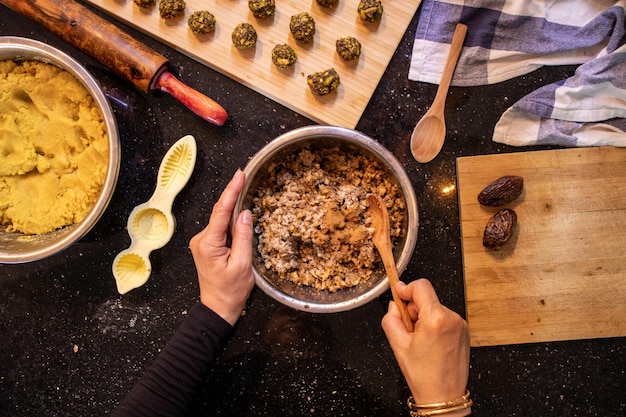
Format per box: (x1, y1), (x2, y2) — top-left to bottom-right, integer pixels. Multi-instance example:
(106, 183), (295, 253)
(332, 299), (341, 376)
(95, 299), (153, 335)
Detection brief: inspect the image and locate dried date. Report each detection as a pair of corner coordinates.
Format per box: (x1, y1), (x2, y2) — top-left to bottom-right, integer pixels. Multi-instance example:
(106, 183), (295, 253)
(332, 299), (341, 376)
(483, 208), (517, 250)
(478, 175), (524, 207)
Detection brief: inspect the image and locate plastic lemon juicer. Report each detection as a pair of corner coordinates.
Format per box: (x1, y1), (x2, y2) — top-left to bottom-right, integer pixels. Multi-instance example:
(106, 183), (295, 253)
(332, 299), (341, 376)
(112, 135), (197, 294)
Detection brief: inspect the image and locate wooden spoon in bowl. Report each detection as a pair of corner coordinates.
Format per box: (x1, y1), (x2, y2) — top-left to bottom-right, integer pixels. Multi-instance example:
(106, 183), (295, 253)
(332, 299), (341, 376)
(367, 194), (413, 332)
(410, 23), (467, 163)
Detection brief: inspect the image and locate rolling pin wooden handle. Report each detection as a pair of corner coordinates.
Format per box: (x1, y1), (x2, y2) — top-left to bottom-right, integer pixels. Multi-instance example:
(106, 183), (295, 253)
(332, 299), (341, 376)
(1, 0), (228, 125)
(157, 72), (228, 126)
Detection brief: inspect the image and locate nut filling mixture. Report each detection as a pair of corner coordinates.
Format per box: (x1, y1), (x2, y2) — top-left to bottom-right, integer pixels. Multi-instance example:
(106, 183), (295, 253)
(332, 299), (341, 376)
(252, 148), (405, 292)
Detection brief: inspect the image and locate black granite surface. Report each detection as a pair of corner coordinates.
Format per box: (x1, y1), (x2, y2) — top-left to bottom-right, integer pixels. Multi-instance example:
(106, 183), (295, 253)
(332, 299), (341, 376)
(1, 2), (625, 416)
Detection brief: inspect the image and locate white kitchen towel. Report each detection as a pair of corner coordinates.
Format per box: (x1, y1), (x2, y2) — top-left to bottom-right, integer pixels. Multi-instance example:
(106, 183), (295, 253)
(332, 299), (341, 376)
(410, 0), (626, 147)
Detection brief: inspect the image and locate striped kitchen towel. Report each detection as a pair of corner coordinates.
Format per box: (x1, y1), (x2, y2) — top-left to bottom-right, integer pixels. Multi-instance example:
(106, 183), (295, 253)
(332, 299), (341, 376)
(410, 0), (626, 147)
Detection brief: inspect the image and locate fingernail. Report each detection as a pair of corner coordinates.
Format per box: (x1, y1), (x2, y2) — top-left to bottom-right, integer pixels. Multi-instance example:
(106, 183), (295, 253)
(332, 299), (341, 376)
(234, 168), (243, 180)
(241, 209), (252, 226)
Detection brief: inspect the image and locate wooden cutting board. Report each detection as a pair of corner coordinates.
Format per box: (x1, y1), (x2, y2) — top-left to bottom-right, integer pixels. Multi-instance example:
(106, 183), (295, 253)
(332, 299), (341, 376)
(84, 0), (422, 128)
(457, 146), (626, 347)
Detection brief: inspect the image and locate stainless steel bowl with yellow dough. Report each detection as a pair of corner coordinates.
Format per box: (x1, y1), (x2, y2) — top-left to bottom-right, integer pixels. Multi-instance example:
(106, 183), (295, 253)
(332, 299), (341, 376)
(0, 37), (120, 263)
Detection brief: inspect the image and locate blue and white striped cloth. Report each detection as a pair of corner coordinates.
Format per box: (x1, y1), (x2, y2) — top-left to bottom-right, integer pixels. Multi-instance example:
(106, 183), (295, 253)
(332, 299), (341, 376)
(409, 0), (626, 147)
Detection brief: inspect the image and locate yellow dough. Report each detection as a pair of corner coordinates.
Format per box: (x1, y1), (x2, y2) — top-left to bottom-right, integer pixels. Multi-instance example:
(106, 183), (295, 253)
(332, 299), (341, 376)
(0, 60), (109, 235)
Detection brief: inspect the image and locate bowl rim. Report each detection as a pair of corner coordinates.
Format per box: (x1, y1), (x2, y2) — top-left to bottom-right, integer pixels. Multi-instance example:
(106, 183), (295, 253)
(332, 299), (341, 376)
(0, 36), (120, 263)
(234, 125), (418, 313)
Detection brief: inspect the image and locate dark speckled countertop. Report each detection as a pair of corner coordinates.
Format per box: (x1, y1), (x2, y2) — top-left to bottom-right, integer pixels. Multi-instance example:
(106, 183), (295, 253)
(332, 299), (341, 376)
(1, 3), (625, 416)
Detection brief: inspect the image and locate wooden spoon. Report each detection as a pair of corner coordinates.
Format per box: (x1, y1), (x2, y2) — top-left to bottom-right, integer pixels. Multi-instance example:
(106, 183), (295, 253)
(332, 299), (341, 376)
(367, 194), (413, 332)
(410, 23), (467, 163)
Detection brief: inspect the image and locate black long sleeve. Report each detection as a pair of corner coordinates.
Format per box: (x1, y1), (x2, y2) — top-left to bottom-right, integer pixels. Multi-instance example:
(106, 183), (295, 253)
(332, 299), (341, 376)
(112, 303), (234, 417)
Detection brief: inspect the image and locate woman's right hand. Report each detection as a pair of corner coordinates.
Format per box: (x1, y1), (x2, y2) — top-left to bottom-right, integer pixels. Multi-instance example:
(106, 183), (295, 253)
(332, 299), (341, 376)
(381, 279), (470, 414)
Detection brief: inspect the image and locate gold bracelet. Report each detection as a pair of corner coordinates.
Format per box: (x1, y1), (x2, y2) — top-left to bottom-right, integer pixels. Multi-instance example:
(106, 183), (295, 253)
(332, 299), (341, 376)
(408, 390), (470, 409)
(407, 390), (472, 417)
(409, 400), (473, 417)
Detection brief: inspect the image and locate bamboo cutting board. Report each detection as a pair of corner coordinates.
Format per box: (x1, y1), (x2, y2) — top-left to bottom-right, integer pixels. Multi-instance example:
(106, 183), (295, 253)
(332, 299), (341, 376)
(457, 147), (626, 347)
(84, 0), (422, 128)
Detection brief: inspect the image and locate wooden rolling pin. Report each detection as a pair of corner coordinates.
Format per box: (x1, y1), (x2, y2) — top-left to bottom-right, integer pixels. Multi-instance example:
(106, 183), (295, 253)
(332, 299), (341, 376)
(1, 0), (228, 126)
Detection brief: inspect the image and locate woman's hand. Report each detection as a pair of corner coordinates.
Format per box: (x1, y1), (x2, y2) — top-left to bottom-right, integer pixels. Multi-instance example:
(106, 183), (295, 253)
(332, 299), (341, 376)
(381, 279), (470, 414)
(189, 169), (254, 326)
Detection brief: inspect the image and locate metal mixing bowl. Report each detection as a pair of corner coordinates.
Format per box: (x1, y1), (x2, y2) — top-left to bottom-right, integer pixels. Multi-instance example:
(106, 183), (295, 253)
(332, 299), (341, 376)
(234, 126), (418, 312)
(0, 37), (120, 263)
